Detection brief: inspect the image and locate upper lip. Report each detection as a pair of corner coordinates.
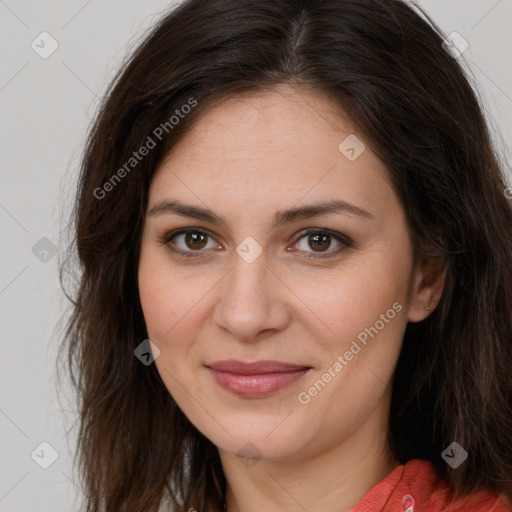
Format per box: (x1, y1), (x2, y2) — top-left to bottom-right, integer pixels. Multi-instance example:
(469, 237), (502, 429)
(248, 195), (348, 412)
(206, 360), (311, 375)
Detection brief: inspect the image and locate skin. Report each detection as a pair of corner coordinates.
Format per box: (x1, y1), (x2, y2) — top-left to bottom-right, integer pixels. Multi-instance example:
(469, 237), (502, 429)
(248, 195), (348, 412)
(138, 84), (446, 512)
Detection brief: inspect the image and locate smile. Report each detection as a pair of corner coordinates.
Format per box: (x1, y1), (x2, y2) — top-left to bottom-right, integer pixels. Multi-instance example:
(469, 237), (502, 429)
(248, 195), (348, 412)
(206, 360), (312, 398)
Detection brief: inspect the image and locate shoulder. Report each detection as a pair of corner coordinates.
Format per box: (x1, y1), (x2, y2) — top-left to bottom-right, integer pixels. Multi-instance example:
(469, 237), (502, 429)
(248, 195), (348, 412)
(352, 459), (511, 512)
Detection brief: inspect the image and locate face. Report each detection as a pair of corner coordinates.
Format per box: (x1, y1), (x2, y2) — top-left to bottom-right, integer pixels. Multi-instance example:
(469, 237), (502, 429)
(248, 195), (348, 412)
(138, 85), (433, 463)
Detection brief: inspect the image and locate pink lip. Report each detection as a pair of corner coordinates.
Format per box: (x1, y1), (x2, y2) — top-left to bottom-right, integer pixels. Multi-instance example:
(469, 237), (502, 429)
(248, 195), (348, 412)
(206, 360), (312, 398)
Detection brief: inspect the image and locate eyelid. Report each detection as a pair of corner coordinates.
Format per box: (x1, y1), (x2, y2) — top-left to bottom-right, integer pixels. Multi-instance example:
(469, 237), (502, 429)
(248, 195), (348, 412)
(160, 227), (353, 259)
(291, 228), (353, 258)
(293, 227), (353, 246)
(160, 227), (222, 258)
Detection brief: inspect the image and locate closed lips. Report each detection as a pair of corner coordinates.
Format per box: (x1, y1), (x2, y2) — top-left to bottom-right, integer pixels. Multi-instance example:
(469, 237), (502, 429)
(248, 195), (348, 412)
(206, 360), (311, 374)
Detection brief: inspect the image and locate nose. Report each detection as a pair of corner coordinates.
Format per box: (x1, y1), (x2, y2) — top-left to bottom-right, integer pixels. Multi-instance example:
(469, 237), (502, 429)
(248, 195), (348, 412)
(212, 249), (290, 342)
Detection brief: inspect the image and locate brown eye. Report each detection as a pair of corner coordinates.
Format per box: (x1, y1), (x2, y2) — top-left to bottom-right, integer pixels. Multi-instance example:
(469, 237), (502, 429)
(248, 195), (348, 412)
(183, 231), (208, 250)
(161, 227), (353, 260)
(307, 233), (331, 252)
(294, 229), (353, 259)
(162, 228), (220, 258)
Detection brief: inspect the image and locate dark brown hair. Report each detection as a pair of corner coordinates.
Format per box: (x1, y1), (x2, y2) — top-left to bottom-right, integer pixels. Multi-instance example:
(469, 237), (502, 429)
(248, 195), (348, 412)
(58, 0), (512, 510)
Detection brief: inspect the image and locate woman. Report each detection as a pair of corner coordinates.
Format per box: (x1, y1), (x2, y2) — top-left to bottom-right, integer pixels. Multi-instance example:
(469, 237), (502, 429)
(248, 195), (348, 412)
(59, 0), (512, 510)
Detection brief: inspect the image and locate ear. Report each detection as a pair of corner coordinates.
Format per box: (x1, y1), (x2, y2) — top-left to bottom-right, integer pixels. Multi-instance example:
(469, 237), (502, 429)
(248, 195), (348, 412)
(407, 255), (447, 323)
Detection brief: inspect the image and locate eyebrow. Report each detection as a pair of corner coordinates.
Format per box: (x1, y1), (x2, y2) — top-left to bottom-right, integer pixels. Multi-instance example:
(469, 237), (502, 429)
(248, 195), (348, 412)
(146, 199), (374, 229)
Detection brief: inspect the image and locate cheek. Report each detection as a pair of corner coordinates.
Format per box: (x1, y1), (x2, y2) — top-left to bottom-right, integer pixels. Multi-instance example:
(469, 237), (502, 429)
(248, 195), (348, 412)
(328, 256), (410, 387)
(138, 245), (178, 348)
(138, 271), (213, 432)
(292, 254), (411, 343)
(291, 251), (412, 401)
(137, 247), (222, 395)
(139, 283), (206, 359)
(138, 263), (171, 340)
(343, 266), (408, 328)
(138, 254), (202, 396)
(138, 245), (204, 342)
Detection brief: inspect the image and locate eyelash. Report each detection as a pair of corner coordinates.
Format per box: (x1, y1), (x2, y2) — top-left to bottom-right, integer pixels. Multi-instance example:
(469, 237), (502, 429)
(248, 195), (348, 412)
(159, 227), (354, 260)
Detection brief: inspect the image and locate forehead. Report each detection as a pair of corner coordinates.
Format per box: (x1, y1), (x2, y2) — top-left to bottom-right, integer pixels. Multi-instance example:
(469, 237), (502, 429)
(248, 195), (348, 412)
(148, 85), (395, 221)
(162, 85), (350, 165)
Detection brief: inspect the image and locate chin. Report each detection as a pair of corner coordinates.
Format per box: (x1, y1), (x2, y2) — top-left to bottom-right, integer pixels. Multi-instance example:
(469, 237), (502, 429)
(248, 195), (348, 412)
(197, 416), (309, 461)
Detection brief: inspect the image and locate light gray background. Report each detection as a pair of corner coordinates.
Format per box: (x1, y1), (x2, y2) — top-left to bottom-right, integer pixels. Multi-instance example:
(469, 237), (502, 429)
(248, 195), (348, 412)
(0, 1), (511, 511)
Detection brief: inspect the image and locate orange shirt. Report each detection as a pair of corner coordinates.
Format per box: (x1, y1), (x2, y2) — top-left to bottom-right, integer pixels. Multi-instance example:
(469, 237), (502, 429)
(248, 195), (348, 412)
(350, 459), (511, 512)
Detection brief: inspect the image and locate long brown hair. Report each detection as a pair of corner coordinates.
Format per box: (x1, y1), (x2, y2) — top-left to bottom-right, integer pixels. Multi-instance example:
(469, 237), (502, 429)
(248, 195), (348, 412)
(58, 0), (512, 510)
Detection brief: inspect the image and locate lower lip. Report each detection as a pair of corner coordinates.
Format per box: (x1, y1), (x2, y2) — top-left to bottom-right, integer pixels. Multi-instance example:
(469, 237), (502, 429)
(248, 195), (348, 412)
(207, 368), (310, 398)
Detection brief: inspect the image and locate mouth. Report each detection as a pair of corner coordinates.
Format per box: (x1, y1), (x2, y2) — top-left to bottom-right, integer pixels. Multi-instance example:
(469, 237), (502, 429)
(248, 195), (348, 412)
(206, 360), (312, 398)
